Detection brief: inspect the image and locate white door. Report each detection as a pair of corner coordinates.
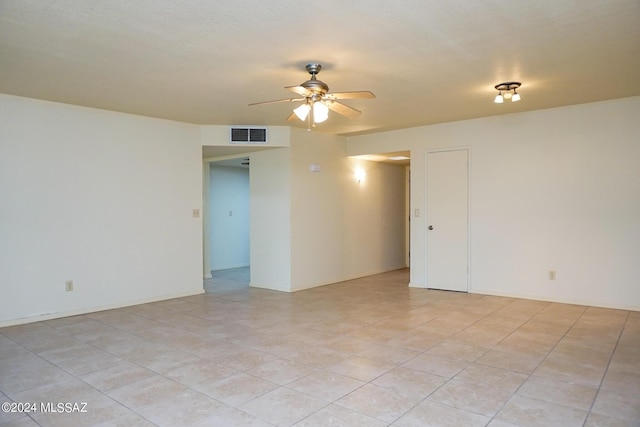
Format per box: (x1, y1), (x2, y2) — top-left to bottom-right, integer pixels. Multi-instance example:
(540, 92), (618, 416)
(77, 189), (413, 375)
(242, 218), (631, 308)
(426, 149), (469, 292)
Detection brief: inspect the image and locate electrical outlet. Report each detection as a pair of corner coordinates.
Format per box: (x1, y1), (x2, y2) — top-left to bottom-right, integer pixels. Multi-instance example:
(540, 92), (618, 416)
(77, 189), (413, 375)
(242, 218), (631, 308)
(65, 280), (74, 292)
(549, 270), (556, 280)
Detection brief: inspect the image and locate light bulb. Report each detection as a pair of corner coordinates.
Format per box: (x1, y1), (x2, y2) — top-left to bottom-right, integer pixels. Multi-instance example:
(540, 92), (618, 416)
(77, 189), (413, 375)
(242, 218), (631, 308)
(313, 102), (329, 123)
(494, 93), (504, 104)
(503, 91), (512, 99)
(294, 104), (310, 121)
(511, 92), (521, 102)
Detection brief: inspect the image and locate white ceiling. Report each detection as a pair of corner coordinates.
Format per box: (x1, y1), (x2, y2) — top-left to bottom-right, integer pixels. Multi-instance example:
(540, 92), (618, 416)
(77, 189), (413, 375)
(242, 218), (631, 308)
(1, 1), (639, 138)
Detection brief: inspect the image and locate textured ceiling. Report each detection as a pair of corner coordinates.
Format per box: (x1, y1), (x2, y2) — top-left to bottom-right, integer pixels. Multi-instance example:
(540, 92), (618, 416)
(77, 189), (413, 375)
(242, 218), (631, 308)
(1, 1), (639, 137)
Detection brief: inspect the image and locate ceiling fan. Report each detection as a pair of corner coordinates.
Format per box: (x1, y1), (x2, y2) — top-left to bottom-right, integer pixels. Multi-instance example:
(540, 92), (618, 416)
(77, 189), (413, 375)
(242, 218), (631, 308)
(249, 64), (375, 129)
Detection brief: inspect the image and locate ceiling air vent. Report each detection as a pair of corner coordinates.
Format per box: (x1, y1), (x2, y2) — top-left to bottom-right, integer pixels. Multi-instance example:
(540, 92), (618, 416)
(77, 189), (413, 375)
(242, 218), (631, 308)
(229, 127), (268, 144)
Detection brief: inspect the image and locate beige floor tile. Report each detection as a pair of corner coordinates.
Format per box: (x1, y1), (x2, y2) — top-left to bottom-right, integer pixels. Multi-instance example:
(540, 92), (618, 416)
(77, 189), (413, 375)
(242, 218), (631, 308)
(517, 375), (598, 410)
(426, 340), (488, 362)
(518, 319), (573, 335)
(54, 350), (123, 376)
(308, 319), (364, 335)
(335, 383), (422, 423)
(135, 389), (229, 426)
(402, 354), (468, 378)
(474, 348), (543, 373)
(384, 330), (446, 352)
(29, 393), (133, 427)
(0, 416), (41, 426)
(164, 359), (237, 387)
(584, 412), (639, 427)
(10, 376), (101, 405)
(79, 361), (156, 392)
(107, 375), (187, 408)
(533, 358), (606, 387)
(486, 420), (520, 427)
(1, 269), (637, 427)
(283, 345), (348, 369)
(295, 403), (387, 427)
(318, 334), (377, 354)
(103, 340), (172, 362)
(51, 318), (110, 335)
(428, 379), (514, 417)
(0, 359), (73, 395)
(493, 330), (560, 358)
(326, 354), (395, 382)
(239, 387), (327, 426)
(0, 393), (25, 425)
(580, 307), (628, 325)
(198, 407), (275, 426)
(495, 395), (588, 426)
(393, 399), (491, 427)
(372, 366), (446, 399)
(618, 328), (640, 347)
(566, 321), (623, 342)
(601, 368), (640, 397)
(357, 344), (420, 365)
(248, 359), (317, 385)
(448, 327), (509, 348)
(591, 390), (640, 422)
(288, 370), (365, 402)
(454, 364), (528, 393)
(214, 348), (279, 371)
(37, 342), (105, 364)
(196, 372), (278, 406)
(132, 349), (204, 374)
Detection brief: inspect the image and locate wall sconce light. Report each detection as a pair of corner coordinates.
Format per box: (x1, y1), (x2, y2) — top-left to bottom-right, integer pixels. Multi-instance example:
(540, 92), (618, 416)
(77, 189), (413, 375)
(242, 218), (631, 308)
(494, 82), (521, 103)
(355, 168), (366, 183)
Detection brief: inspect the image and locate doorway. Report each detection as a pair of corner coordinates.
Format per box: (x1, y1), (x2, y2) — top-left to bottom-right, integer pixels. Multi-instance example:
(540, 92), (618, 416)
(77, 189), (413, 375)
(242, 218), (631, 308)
(204, 157), (251, 292)
(426, 149), (469, 292)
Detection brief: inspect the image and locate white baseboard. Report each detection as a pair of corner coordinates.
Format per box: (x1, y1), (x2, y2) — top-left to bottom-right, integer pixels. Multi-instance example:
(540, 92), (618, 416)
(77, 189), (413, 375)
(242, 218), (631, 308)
(0, 289), (205, 328)
(470, 288), (640, 312)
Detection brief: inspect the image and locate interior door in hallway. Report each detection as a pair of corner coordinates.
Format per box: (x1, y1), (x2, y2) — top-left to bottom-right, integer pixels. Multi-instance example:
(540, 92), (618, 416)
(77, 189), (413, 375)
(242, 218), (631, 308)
(426, 149), (469, 292)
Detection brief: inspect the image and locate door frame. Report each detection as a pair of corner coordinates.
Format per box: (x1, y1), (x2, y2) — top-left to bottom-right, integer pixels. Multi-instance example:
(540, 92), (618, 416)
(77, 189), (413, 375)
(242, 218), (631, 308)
(424, 147), (471, 292)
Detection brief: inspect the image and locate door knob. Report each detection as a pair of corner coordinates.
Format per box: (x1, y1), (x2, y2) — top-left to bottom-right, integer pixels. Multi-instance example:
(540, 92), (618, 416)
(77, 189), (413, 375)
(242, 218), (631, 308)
(428, 225), (434, 230)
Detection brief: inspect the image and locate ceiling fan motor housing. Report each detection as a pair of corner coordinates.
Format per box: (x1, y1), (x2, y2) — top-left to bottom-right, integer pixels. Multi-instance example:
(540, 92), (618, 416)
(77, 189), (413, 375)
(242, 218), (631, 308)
(302, 63), (329, 95)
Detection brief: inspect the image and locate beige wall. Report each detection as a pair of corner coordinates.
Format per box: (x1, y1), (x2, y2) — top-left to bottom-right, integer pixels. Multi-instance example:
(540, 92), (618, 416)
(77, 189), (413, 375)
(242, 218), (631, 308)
(0, 94), (204, 325)
(250, 128), (408, 293)
(348, 96), (640, 310)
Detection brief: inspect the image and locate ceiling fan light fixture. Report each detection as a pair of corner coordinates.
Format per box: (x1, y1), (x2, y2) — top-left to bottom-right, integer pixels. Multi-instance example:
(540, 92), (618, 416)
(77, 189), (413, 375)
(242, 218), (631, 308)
(249, 63), (375, 130)
(511, 90), (521, 102)
(313, 102), (329, 123)
(294, 103), (310, 121)
(494, 93), (504, 104)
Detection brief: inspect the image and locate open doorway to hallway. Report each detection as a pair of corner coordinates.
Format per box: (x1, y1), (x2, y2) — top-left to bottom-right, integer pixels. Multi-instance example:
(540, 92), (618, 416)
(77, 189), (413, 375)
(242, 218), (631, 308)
(204, 266), (250, 293)
(349, 150), (411, 269)
(204, 157), (250, 293)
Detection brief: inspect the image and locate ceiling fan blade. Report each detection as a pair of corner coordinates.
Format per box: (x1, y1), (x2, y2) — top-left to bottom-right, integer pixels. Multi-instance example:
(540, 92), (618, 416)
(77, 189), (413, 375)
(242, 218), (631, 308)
(326, 100), (362, 119)
(249, 98), (304, 106)
(326, 91), (376, 100)
(286, 112), (299, 122)
(285, 85), (312, 97)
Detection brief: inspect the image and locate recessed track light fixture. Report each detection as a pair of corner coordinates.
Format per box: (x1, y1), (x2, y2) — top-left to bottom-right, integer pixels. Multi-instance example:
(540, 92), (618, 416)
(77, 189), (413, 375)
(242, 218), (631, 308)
(494, 81), (521, 103)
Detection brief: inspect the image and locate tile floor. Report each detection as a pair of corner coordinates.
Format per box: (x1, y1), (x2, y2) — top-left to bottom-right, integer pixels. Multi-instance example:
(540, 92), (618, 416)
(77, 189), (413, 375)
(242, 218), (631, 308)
(1, 268), (639, 426)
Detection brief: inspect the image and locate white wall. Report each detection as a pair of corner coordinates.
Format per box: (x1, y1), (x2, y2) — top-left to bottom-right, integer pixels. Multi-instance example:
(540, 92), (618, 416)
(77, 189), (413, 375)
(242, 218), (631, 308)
(248, 128), (407, 292)
(343, 158), (407, 279)
(289, 129), (407, 291)
(249, 147), (292, 292)
(0, 94), (204, 325)
(209, 164), (250, 270)
(347, 96), (640, 310)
